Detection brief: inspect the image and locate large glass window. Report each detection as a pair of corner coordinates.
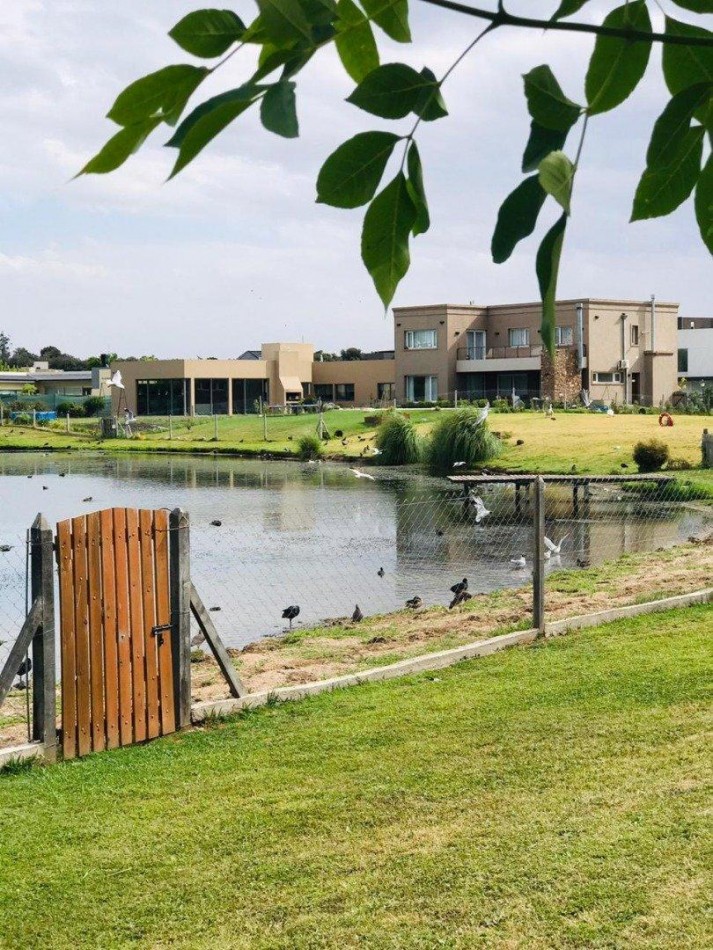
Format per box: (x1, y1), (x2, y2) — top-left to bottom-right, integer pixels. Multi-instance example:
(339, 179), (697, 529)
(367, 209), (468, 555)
(136, 378), (189, 416)
(335, 383), (355, 401)
(405, 375), (438, 402)
(497, 373), (529, 398)
(508, 328), (530, 348)
(377, 382), (394, 400)
(195, 378), (229, 415)
(314, 383), (334, 401)
(555, 326), (573, 346)
(404, 329), (437, 350)
(466, 330), (486, 359)
(677, 349), (688, 373)
(232, 378), (268, 413)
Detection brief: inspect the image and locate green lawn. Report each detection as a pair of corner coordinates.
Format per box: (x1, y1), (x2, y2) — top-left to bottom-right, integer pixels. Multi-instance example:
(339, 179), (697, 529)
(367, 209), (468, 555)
(1, 605), (711, 948)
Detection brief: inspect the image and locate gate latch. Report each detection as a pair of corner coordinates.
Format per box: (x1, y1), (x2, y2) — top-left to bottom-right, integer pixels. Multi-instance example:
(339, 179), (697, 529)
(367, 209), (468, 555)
(151, 623), (172, 645)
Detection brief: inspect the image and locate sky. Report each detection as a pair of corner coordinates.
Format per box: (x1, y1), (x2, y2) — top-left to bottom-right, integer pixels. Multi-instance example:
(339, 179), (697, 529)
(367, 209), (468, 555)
(0, 1), (710, 358)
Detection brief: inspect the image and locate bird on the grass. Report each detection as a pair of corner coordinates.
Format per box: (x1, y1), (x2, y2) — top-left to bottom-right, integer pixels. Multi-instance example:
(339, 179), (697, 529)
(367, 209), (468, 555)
(576, 557), (591, 568)
(453, 461), (466, 468)
(372, 447), (382, 455)
(210, 519), (222, 527)
(377, 566), (385, 578)
(282, 605), (300, 629)
(341, 439), (348, 446)
(544, 535), (568, 557)
(349, 468), (375, 480)
(405, 596), (423, 610)
(13, 680), (28, 691)
(16, 657), (32, 677)
(510, 555), (527, 569)
(449, 589), (473, 610)
(352, 604), (363, 623)
(191, 631), (206, 647)
(450, 577), (468, 596)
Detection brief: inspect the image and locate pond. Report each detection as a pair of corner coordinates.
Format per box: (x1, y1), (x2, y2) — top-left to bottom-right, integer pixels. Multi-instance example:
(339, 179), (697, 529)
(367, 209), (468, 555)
(0, 452), (710, 648)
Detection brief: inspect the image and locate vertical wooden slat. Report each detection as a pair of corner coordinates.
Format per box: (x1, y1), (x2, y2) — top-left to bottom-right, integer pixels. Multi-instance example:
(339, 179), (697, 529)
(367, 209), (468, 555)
(154, 510), (175, 736)
(126, 509), (147, 742)
(140, 509), (160, 740)
(57, 519), (77, 760)
(100, 510), (120, 750)
(113, 509), (133, 746)
(72, 516), (92, 757)
(86, 511), (105, 753)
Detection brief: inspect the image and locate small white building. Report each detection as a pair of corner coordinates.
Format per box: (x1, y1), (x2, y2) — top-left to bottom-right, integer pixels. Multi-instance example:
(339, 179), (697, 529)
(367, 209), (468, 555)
(677, 317), (713, 386)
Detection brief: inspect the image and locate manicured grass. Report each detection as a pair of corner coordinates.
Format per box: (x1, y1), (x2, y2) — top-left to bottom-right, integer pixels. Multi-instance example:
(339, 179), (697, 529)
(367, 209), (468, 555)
(1, 605), (711, 948)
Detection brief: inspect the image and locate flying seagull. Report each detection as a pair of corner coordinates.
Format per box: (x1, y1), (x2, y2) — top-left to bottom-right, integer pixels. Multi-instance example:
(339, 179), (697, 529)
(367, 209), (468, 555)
(544, 535), (568, 557)
(349, 468), (375, 480)
(107, 370), (125, 391)
(469, 494), (490, 523)
(282, 605), (300, 629)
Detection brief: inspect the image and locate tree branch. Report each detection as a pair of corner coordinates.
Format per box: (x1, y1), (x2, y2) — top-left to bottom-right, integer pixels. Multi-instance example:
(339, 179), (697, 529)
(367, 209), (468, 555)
(417, 0), (713, 47)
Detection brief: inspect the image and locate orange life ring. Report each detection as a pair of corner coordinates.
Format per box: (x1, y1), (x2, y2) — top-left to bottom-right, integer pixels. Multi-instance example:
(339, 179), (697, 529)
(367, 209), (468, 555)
(658, 412), (674, 427)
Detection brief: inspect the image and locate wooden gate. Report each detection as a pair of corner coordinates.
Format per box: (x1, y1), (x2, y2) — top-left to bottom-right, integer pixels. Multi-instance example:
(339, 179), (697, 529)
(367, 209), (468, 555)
(56, 508), (177, 759)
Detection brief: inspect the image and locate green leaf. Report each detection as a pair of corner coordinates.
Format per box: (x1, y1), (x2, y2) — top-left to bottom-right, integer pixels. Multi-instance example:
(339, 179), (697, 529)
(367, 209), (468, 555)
(166, 85), (263, 148)
(260, 81), (299, 137)
(107, 65), (209, 127)
(663, 17), (713, 120)
(334, 0), (379, 83)
(316, 131), (401, 208)
(491, 175), (547, 264)
(414, 67), (448, 122)
(78, 117), (162, 176)
(522, 122), (568, 173)
(631, 126), (704, 221)
(169, 9), (245, 58)
(360, 0), (410, 43)
(405, 141), (429, 236)
(694, 153), (713, 255)
(670, 1), (713, 13)
(166, 90), (259, 177)
(585, 1), (652, 116)
(536, 213), (567, 357)
(347, 63), (434, 119)
(646, 84), (712, 171)
(538, 150), (575, 214)
(551, 1), (589, 20)
(361, 172), (417, 308)
(257, 0), (313, 45)
(523, 65), (582, 132)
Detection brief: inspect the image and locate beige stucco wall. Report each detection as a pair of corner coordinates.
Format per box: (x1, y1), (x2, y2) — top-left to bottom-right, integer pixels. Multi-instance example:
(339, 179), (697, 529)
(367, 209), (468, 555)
(312, 359), (396, 405)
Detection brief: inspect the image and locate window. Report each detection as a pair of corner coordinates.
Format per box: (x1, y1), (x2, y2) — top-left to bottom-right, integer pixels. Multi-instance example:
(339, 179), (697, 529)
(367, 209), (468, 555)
(508, 328), (530, 348)
(194, 378), (228, 415)
(314, 383), (334, 400)
(136, 378), (190, 416)
(677, 349), (688, 373)
(404, 329), (437, 350)
(335, 383), (355, 401)
(555, 326), (573, 347)
(377, 382), (394, 400)
(630, 324), (639, 346)
(466, 330), (486, 360)
(592, 372), (622, 384)
(232, 378), (268, 414)
(497, 373), (529, 398)
(405, 375), (438, 402)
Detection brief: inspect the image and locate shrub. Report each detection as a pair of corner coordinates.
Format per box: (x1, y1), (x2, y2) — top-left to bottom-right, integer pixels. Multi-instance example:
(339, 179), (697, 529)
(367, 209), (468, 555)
(426, 409), (501, 474)
(492, 397), (509, 412)
(374, 412), (422, 465)
(633, 438), (670, 473)
(666, 457), (694, 471)
(83, 396), (106, 417)
(12, 412), (32, 425)
(56, 401), (86, 417)
(297, 434), (323, 461)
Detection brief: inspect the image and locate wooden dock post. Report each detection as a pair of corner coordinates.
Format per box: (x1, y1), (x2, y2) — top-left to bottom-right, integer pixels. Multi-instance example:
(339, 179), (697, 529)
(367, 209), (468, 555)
(30, 514), (57, 761)
(169, 508), (191, 729)
(533, 477), (546, 634)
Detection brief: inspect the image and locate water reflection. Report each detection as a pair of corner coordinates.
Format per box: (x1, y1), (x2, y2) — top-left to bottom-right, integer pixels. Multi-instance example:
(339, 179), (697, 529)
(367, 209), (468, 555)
(0, 453), (709, 647)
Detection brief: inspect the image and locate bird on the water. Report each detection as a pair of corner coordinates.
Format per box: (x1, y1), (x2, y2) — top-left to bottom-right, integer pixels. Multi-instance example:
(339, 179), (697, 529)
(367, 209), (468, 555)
(377, 567), (385, 578)
(210, 519), (222, 527)
(282, 605), (300, 629)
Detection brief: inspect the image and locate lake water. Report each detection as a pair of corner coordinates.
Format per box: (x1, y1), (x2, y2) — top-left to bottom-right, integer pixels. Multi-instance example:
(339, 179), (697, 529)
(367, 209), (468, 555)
(0, 452), (709, 648)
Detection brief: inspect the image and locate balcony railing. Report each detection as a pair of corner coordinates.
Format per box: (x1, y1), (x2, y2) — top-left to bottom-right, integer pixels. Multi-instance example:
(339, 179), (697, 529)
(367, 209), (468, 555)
(457, 345), (544, 360)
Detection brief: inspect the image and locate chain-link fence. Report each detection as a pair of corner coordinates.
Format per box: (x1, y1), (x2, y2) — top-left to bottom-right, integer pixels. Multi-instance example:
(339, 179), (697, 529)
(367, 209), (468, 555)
(0, 532), (32, 746)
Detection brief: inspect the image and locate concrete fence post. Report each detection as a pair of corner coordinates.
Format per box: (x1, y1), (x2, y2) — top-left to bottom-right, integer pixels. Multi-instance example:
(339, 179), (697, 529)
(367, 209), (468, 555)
(533, 477), (546, 634)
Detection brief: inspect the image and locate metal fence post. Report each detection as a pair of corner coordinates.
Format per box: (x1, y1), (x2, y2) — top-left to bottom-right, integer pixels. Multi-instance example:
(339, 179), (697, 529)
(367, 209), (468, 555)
(66, 412), (70, 434)
(169, 415), (173, 440)
(533, 477), (546, 634)
(213, 414), (218, 441)
(30, 514), (57, 761)
(169, 508), (191, 728)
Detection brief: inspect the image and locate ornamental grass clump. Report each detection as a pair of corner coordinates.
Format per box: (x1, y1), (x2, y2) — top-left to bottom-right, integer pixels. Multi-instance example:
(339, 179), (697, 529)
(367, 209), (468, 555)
(426, 409), (501, 474)
(374, 412), (422, 465)
(297, 434), (323, 461)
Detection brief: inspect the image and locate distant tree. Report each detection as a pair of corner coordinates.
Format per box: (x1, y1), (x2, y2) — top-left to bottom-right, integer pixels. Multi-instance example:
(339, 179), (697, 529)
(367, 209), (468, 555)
(340, 347), (363, 361)
(11, 347), (39, 368)
(47, 354), (89, 371)
(0, 332), (10, 363)
(314, 350), (338, 362)
(40, 345), (62, 360)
